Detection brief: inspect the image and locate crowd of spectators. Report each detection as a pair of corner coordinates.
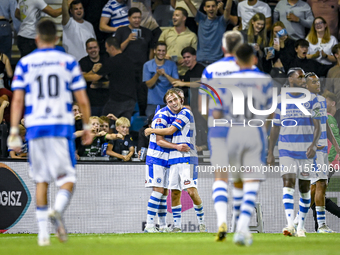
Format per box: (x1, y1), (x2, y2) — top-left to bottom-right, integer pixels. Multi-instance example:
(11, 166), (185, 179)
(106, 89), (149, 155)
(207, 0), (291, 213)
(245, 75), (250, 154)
(1, 0), (340, 160)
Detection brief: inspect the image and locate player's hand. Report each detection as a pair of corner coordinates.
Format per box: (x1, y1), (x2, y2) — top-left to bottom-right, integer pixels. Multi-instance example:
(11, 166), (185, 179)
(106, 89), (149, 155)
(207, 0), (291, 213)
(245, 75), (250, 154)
(116, 133), (123, 139)
(176, 144), (190, 152)
(7, 134), (23, 153)
(267, 153), (275, 166)
(306, 145), (317, 158)
(107, 113), (117, 121)
(144, 128), (153, 136)
(82, 129), (92, 145)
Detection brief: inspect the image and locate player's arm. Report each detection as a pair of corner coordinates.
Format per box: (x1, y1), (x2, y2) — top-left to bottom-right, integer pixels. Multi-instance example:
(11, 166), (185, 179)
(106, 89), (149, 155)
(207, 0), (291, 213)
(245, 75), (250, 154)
(326, 120), (340, 155)
(306, 119), (321, 158)
(267, 125), (280, 166)
(156, 135), (190, 152)
(145, 125), (178, 136)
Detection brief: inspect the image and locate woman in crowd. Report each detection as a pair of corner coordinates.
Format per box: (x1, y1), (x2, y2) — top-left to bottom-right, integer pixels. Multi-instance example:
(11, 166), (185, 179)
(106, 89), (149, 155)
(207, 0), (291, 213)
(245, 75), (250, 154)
(240, 13), (267, 71)
(0, 52), (13, 89)
(306, 17), (338, 66)
(263, 21), (295, 74)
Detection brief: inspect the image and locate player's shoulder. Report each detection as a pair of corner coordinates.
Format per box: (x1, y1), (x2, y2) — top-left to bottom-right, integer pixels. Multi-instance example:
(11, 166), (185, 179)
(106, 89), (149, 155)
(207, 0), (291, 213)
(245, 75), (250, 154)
(203, 56), (238, 78)
(177, 107), (192, 118)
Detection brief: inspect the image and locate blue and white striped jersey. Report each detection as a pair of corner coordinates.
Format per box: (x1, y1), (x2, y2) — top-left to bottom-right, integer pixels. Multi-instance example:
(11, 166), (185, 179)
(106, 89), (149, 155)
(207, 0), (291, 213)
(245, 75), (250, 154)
(146, 106), (177, 167)
(213, 69), (273, 124)
(12, 48), (86, 140)
(169, 107), (198, 165)
(316, 95), (328, 153)
(101, 0), (129, 36)
(274, 93), (322, 159)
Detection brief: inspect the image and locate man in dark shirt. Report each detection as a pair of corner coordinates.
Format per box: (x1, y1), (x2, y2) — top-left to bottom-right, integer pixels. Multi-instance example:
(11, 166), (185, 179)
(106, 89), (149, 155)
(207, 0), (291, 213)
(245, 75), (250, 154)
(115, 7), (154, 116)
(172, 46), (207, 152)
(288, 39), (332, 77)
(91, 37), (137, 121)
(79, 38), (109, 116)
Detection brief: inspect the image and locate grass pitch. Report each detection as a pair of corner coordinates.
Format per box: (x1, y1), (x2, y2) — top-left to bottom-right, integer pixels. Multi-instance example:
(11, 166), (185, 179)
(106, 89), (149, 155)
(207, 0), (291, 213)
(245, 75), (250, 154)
(1, 233), (340, 255)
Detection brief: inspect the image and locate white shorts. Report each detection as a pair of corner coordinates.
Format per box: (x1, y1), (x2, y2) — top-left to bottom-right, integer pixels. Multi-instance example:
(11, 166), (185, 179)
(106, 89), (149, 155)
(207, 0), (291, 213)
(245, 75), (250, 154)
(227, 127), (267, 182)
(169, 163), (198, 191)
(145, 164), (169, 188)
(279, 157), (317, 180)
(311, 151), (329, 184)
(28, 137), (76, 186)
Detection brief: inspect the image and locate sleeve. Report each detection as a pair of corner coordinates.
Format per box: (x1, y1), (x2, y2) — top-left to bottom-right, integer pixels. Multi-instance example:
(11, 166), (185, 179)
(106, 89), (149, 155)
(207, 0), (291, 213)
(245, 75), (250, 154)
(68, 60), (87, 91)
(142, 62), (153, 82)
(311, 95), (322, 120)
(191, 34), (198, 50)
(63, 17), (72, 29)
(154, 115), (168, 129)
(273, 5), (279, 23)
(237, 4), (241, 17)
(11, 60), (27, 91)
(172, 109), (190, 130)
(101, 2), (112, 17)
(89, 23), (96, 39)
(170, 62), (179, 79)
(115, 27), (124, 44)
(299, 4), (314, 28)
(195, 10), (205, 23)
(36, 0), (48, 10)
(158, 29), (166, 42)
(264, 4), (272, 18)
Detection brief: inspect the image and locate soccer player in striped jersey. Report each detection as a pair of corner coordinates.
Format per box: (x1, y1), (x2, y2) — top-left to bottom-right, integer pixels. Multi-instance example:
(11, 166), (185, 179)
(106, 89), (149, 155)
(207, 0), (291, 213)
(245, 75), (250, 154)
(7, 19), (92, 246)
(144, 104), (190, 233)
(299, 73), (340, 233)
(212, 44), (273, 246)
(145, 88), (206, 233)
(268, 68), (322, 238)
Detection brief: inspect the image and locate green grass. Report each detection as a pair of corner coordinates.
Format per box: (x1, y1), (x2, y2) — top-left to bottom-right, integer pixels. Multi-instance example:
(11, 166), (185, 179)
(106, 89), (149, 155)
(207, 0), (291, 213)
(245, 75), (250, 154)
(1, 233), (340, 255)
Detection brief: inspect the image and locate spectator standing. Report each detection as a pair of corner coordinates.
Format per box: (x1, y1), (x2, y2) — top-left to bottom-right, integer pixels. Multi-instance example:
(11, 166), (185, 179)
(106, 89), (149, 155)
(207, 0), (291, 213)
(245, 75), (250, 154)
(143, 42), (179, 117)
(273, 0), (314, 40)
(237, 0), (272, 31)
(115, 7), (154, 116)
(62, 0), (96, 61)
(183, 0), (230, 66)
(99, 0), (129, 37)
(16, 0), (62, 57)
(306, 17), (338, 66)
(91, 37), (137, 121)
(0, 0), (18, 61)
(159, 7), (197, 77)
(79, 38), (109, 117)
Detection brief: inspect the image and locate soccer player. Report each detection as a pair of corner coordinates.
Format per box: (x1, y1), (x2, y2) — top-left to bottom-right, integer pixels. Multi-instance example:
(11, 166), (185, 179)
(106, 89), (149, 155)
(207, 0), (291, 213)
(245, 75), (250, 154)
(201, 30), (244, 241)
(298, 73), (340, 233)
(145, 88), (206, 232)
(7, 19), (92, 246)
(144, 98), (190, 233)
(212, 44), (273, 245)
(267, 67), (322, 238)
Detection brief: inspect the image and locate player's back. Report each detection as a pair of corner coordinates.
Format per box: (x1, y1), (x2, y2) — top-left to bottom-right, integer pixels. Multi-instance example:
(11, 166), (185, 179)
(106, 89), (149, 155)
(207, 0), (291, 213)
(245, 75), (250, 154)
(219, 69), (273, 124)
(12, 48), (86, 140)
(146, 106), (177, 167)
(169, 107), (198, 165)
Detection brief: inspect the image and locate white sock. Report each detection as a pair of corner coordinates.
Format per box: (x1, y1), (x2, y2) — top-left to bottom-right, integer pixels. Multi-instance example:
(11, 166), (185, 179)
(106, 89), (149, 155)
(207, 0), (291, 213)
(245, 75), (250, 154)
(236, 182), (260, 233)
(194, 203), (205, 225)
(158, 195), (167, 228)
(316, 206), (326, 227)
(172, 205), (182, 228)
(283, 187), (295, 227)
(293, 212), (299, 226)
(231, 187), (243, 232)
(146, 191), (162, 229)
(212, 180), (228, 227)
(54, 189), (72, 214)
(297, 191), (311, 230)
(36, 206), (49, 240)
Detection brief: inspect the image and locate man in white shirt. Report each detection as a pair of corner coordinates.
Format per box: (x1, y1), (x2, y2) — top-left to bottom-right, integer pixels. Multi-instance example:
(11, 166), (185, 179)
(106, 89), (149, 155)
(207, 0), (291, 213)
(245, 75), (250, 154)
(238, 0), (272, 31)
(15, 0), (62, 57)
(62, 0), (96, 61)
